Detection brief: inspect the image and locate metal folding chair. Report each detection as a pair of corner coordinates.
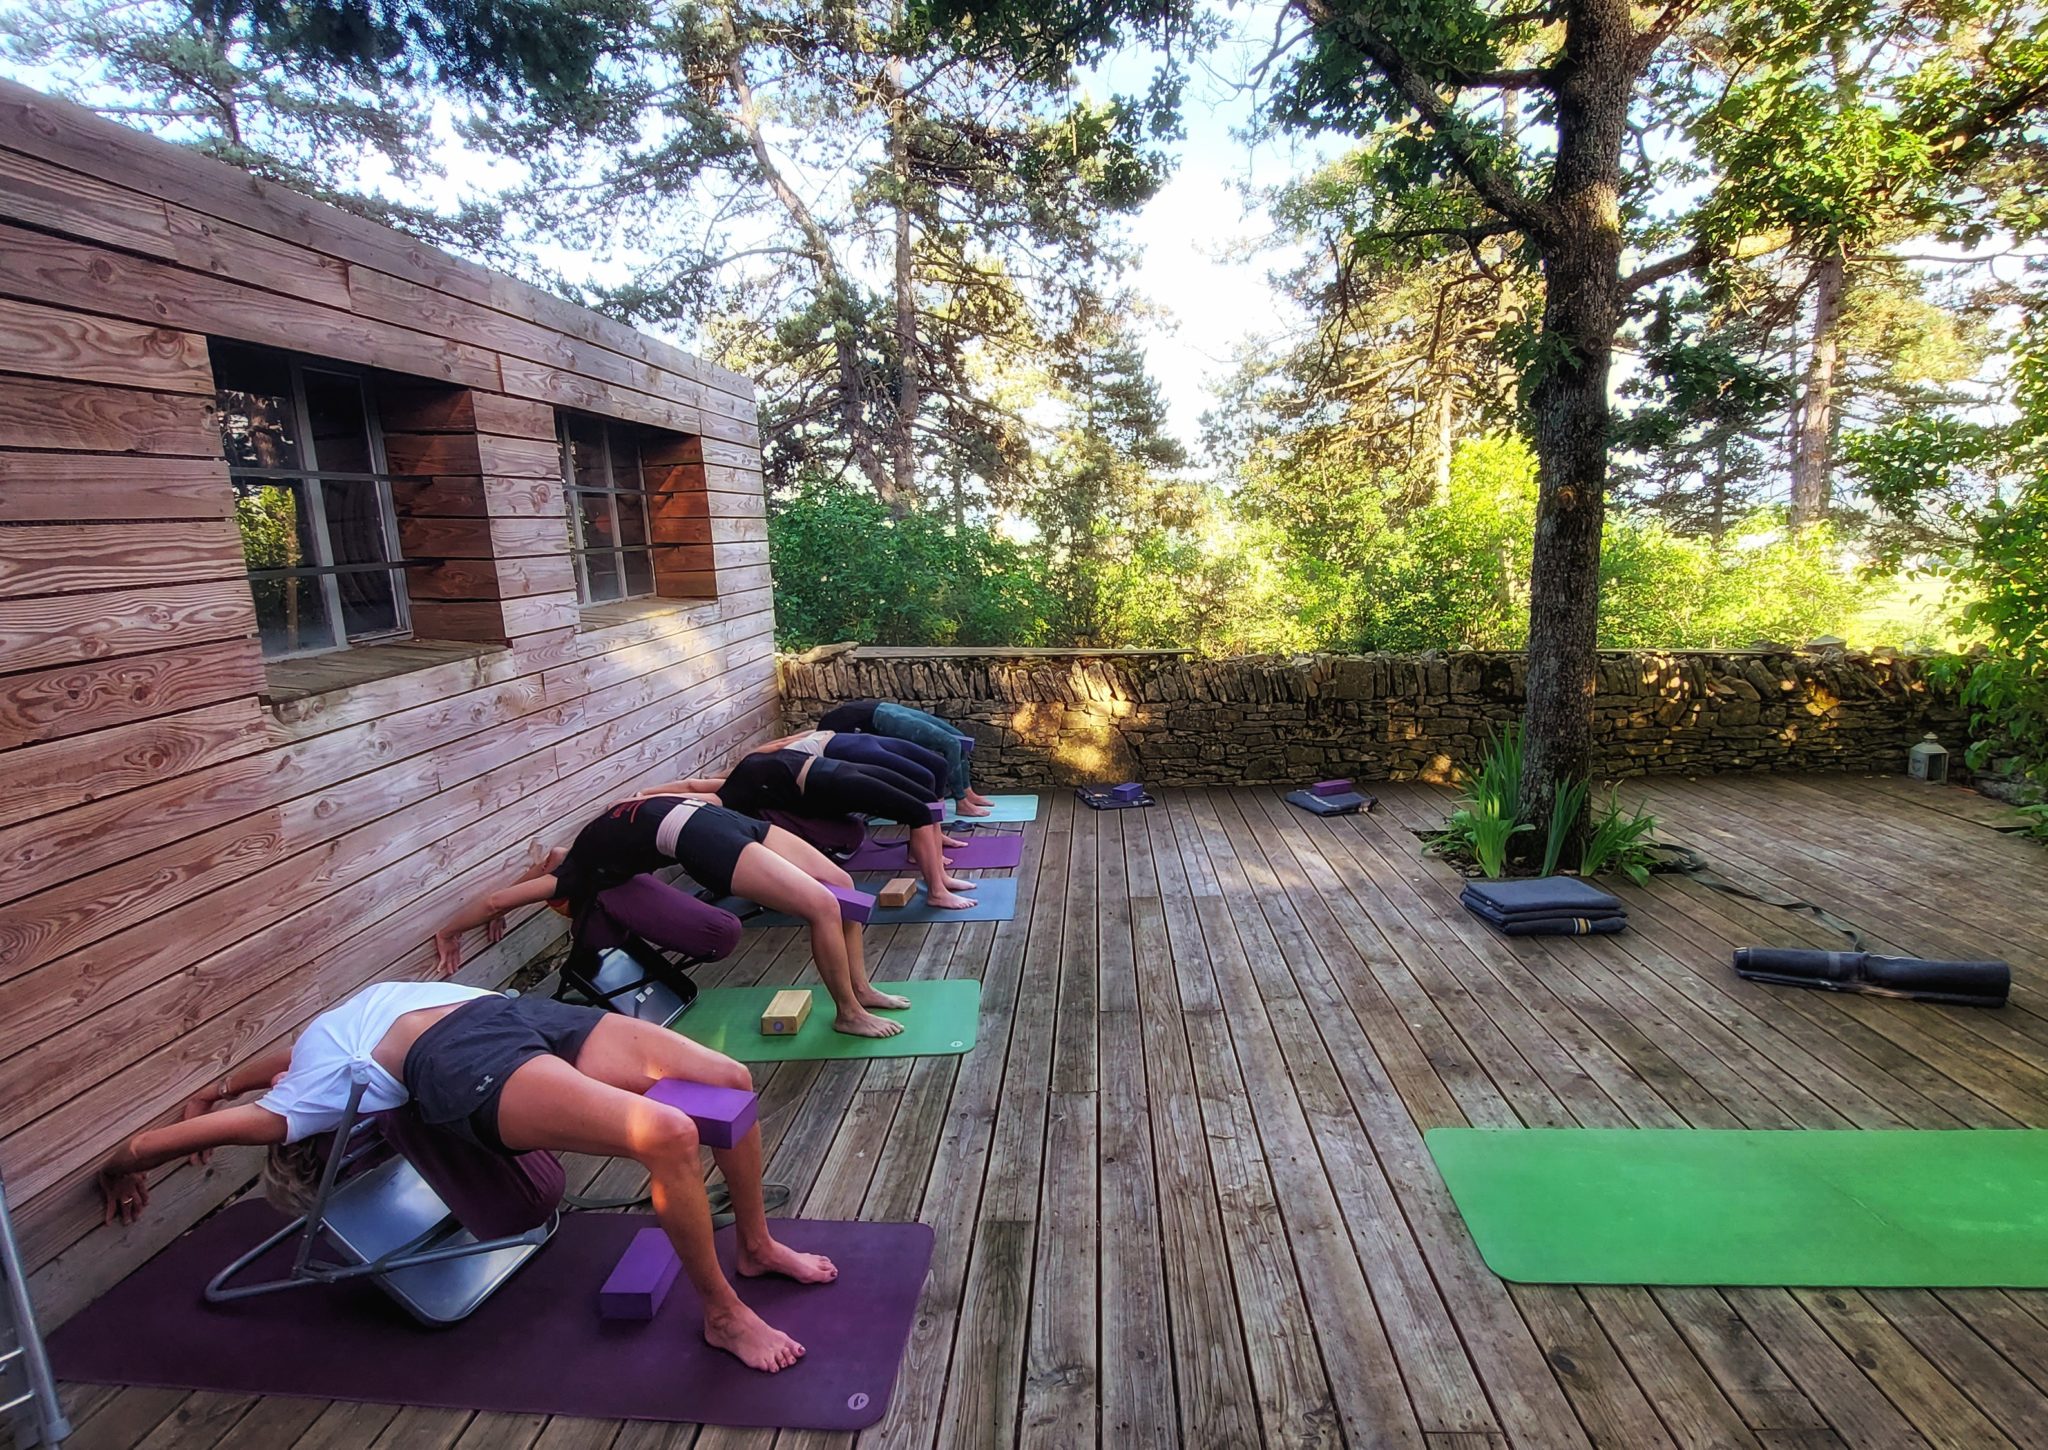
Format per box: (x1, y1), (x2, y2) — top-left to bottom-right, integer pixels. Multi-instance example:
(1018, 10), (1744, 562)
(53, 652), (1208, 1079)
(204, 1080), (561, 1327)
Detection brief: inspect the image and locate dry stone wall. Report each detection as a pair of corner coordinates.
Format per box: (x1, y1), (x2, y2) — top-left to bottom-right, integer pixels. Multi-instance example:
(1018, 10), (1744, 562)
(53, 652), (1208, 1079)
(777, 647), (1967, 787)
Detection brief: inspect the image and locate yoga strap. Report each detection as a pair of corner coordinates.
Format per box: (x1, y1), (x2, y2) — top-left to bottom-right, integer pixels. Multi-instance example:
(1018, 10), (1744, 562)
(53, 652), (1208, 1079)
(1647, 843), (1868, 952)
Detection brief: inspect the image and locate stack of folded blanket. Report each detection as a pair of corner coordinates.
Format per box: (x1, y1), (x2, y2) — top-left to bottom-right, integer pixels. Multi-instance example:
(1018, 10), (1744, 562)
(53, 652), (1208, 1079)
(1461, 876), (1628, 936)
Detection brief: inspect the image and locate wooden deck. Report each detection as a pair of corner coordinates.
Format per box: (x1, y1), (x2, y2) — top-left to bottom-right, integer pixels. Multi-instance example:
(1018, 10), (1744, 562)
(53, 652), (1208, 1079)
(53, 774), (2048, 1450)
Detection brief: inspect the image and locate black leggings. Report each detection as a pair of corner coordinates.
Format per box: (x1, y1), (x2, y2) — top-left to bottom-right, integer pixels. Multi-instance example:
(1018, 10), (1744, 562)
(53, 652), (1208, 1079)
(798, 757), (933, 825)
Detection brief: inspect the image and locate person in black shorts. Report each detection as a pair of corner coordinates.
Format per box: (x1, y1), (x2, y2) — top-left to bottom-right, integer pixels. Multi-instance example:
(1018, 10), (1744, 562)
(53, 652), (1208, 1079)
(91, 980), (833, 1373)
(647, 749), (978, 911)
(438, 795), (908, 1038)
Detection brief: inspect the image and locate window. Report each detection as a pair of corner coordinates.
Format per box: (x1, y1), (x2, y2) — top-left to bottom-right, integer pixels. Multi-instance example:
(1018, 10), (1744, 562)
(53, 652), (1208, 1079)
(212, 342), (409, 658)
(559, 415), (656, 605)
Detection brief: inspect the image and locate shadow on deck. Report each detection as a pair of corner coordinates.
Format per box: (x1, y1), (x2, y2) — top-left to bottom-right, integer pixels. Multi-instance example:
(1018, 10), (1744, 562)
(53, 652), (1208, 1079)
(54, 774), (2048, 1450)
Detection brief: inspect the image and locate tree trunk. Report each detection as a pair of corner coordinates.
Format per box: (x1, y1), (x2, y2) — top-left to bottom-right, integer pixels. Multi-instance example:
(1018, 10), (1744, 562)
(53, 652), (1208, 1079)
(888, 56), (919, 506)
(722, 38), (903, 509)
(1517, 0), (1634, 854)
(1789, 250), (1843, 530)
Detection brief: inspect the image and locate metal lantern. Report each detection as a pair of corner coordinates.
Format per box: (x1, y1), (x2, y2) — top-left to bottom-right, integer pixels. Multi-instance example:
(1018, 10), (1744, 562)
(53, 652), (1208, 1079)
(1908, 733), (1950, 784)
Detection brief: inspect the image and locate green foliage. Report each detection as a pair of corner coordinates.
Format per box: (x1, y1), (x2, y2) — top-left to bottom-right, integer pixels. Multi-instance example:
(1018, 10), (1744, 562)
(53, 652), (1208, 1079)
(767, 482), (1054, 649)
(1429, 725), (1531, 879)
(1580, 789), (1660, 886)
(1542, 777), (1590, 879)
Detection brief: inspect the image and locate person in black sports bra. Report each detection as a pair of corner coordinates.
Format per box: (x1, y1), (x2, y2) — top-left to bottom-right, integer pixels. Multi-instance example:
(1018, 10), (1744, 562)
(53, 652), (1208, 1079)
(646, 747), (979, 911)
(438, 794), (910, 1038)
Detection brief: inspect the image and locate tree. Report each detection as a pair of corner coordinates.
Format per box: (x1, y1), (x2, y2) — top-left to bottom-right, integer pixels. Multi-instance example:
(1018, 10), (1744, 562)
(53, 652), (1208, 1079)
(929, 0), (2048, 842)
(461, 0), (1177, 515)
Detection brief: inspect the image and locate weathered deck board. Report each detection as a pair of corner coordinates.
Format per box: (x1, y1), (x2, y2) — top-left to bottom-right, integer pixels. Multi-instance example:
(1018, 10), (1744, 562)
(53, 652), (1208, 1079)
(51, 777), (2048, 1449)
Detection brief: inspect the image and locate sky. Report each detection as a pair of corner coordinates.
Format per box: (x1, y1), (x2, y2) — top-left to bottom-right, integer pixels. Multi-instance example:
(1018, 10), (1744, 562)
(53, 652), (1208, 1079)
(0, 0), (1330, 448)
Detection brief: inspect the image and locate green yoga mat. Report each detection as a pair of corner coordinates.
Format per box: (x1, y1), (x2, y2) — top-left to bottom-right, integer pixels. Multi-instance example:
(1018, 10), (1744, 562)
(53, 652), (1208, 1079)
(674, 979), (979, 1062)
(1427, 1127), (2048, 1287)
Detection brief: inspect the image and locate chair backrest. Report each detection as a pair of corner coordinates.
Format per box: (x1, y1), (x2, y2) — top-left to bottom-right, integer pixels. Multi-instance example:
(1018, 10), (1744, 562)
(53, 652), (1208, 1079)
(372, 1108), (565, 1239)
(761, 807), (865, 857)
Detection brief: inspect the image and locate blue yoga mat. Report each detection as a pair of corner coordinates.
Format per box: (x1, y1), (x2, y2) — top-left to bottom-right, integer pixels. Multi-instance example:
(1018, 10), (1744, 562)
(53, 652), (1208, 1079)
(737, 876), (1019, 926)
(874, 794), (1039, 826)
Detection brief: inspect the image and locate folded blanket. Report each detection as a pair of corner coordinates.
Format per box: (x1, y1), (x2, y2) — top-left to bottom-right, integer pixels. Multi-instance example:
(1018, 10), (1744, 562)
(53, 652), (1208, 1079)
(1732, 947), (2009, 1008)
(1485, 914), (1631, 937)
(1462, 877), (1626, 936)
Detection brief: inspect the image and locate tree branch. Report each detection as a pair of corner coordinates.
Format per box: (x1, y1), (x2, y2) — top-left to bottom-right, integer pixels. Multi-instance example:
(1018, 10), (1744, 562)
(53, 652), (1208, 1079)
(1295, 0), (1553, 238)
(1620, 243), (1705, 294)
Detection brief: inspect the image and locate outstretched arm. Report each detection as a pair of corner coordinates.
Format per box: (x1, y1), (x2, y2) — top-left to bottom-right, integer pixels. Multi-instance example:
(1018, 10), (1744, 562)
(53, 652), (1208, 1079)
(436, 862), (562, 973)
(100, 1102), (289, 1225)
(633, 776), (725, 799)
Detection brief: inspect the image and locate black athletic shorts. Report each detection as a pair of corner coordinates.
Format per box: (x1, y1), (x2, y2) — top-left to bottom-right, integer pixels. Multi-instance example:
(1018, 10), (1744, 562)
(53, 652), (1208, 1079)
(674, 803), (772, 896)
(403, 994), (607, 1153)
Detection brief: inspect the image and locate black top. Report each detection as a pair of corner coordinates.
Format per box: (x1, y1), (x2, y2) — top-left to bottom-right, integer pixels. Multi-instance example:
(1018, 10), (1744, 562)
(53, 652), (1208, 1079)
(817, 699), (879, 732)
(551, 797), (683, 916)
(716, 750), (808, 816)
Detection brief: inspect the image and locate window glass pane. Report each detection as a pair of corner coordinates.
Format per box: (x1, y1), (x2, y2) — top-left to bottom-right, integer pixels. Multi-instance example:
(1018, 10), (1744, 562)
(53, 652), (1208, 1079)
(336, 567), (403, 639)
(302, 370), (375, 474)
(566, 416), (608, 489)
(576, 486), (617, 553)
(583, 547), (624, 603)
(249, 574), (337, 656)
(215, 358), (303, 472)
(321, 479), (396, 567)
(622, 547), (655, 597)
(608, 426), (643, 489)
(616, 492), (651, 549)
(235, 479), (318, 572)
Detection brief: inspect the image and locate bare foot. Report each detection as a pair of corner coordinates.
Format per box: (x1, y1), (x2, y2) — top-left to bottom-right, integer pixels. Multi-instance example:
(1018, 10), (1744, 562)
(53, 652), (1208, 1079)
(942, 876), (979, 892)
(739, 1239), (840, 1284)
(927, 889), (977, 910)
(966, 791), (996, 807)
(942, 833), (970, 848)
(858, 985), (912, 1010)
(955, 800), (992, 817)
(835, 1009), (906, 1037)
(704, 1301), (806, 1373)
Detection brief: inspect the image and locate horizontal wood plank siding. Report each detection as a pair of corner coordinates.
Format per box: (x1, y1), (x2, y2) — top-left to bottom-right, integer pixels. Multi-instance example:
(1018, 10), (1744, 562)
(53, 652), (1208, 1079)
(0, 75), (774, 1319)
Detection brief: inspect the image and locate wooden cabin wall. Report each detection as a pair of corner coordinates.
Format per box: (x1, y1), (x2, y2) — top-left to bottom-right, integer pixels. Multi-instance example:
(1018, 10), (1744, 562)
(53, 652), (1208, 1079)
(0, 79), (779, 1323)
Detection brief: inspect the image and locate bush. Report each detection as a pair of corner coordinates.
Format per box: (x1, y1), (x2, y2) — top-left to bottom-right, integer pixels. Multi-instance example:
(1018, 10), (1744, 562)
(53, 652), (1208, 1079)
(767, 482), (1056, 650)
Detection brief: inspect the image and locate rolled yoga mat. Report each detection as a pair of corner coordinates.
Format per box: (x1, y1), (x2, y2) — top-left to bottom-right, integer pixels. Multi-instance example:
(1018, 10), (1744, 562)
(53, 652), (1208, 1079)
(1427, 1127), (2048, 1286)
(676, 978), (979, 1062)
(1733, 946), (2009, 1007)
(48, 1208), (934, 1431)
(842, 834), (1024, 872)
(734, 876), (1018, 926)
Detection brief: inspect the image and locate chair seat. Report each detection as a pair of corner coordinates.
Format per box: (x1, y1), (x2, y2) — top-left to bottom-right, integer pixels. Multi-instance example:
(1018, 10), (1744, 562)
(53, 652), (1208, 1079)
(321, 1154), (551, 1327)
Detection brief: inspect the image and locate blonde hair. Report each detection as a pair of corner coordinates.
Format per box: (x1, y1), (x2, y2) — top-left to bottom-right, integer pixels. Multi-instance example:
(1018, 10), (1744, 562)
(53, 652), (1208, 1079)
(261, 1136), (330, 1217)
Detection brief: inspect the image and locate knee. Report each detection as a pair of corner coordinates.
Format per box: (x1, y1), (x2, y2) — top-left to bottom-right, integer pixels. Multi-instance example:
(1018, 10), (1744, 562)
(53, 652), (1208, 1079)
(797, 879), (840, 925)
(637, 1104), (700, 1162)
(708, 1057), (753, 1093)
(818, 861), (853, 890)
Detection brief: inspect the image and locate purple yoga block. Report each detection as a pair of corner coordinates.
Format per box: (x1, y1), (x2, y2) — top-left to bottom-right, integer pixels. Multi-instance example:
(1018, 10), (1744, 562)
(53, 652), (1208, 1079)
(645, 1078), (761, 1150)
(1110, 782), (1146, 802)
(829, 882), (876, 923)
(956, 734), (976, 755)
(924, 800), (945, 824)
(1311, 778), (1354, 798)
(598, 1226), (681, 1321)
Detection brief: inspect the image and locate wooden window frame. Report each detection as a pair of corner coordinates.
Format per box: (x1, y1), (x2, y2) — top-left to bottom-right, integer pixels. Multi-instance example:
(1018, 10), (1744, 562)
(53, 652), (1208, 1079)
(558, 414), (657, 607)
(214, 346), (411, 659)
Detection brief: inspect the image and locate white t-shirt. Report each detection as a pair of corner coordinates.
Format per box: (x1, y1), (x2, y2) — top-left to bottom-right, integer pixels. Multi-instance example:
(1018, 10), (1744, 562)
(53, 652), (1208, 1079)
(787, 731), (830, 758)
(259, 981), (494, 1141)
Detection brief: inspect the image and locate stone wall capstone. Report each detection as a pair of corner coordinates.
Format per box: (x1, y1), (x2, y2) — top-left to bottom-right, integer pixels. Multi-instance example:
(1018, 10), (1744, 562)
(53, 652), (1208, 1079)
(776, 646), (1967, 787)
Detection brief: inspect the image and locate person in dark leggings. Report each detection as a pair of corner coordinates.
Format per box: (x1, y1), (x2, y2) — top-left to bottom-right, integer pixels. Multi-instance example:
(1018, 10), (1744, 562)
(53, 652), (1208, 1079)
(755, 727), (947, 801)
(438, 795), (909, 1038)
(649, 749), (978, 910)
(93, 980), (833, 1372)
(815, 699), (997, 817)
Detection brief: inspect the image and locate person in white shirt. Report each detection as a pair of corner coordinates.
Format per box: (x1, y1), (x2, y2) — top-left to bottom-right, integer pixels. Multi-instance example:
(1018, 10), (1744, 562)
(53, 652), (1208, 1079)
(96, 981), (832, 1373)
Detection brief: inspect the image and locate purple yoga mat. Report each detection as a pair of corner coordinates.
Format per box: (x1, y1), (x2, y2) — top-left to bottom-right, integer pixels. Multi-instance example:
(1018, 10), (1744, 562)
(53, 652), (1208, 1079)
(842, 833), (1025, 872)
(50, 1204), (933, 1432)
